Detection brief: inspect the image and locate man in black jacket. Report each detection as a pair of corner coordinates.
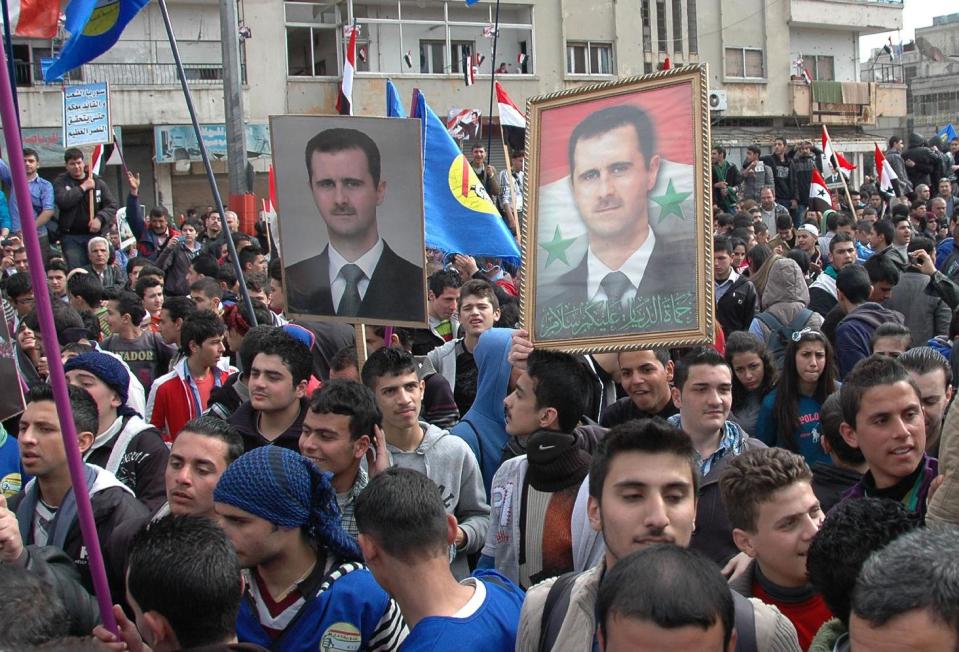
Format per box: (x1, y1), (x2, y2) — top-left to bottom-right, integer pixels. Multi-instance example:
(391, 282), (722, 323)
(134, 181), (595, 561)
(714, 236), (757, 336)
(762, 137), (795, 211)
(52, 147), (117, 270)
(7, 383), (150, 606)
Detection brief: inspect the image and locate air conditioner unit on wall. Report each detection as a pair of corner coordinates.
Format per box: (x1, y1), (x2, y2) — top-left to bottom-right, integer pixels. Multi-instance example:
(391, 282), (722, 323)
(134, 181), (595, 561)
(709, 90), (728, 111)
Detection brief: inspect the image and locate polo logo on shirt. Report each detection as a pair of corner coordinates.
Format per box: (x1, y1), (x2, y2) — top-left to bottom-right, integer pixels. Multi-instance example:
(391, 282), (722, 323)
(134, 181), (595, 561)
(320, 622), (361, 651)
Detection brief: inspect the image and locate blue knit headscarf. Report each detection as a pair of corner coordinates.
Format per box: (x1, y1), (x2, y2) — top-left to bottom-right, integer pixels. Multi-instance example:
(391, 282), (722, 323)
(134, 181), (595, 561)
(64, 351), (130, 406)
(213, 446), (362, 562)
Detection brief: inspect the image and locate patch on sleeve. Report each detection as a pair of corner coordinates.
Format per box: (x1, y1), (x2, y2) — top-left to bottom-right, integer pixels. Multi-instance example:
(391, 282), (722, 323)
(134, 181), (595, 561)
(320, 622), (362, 651)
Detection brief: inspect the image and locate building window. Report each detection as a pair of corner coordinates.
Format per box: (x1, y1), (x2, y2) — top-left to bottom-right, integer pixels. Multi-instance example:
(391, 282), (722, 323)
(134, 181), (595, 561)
(808, 55), (834, 81)
(656, 0), (667, 53)
(672, 0), (682, 54)
(687, 0), (697, 54)
(285, 1), (341, 77)
(566, 41), (614, 75)
(340, 0), (534, 76)
(724, 47), (764, 79)
(641, 0), (651, 53)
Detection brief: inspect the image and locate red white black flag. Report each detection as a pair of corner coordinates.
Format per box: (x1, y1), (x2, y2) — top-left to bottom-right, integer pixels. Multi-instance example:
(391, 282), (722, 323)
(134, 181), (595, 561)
(336, 25), (357, 115)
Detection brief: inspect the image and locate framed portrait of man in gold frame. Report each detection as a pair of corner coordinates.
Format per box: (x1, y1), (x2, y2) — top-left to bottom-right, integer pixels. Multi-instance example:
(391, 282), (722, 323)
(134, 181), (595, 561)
(520, 64), (714, 354)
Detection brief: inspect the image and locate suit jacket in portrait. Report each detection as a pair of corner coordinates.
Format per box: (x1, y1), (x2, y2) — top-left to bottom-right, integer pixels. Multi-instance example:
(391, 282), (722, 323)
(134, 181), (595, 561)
(285, 241), (425, 323)
(534, 228), (699, 340)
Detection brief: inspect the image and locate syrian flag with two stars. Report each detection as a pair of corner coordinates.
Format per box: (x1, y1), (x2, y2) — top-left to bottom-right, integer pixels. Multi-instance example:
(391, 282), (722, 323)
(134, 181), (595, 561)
(808, 168), (832, 212)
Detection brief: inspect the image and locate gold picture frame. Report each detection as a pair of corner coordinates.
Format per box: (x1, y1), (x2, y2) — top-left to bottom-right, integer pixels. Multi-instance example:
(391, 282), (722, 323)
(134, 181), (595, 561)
(520, 64), (714, 353)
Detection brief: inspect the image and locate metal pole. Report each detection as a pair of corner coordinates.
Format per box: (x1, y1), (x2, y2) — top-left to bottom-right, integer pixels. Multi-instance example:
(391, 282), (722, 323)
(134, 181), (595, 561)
(219, 0), (248, 195)
(156, 0), (257, 325)
(485, 0), (501, 156)
(0, 32), (117, 635)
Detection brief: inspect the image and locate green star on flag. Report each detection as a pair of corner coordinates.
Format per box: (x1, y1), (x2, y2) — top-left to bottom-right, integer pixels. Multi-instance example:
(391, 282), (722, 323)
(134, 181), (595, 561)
(651, 178), (691, 223)
(539, 225), (577, 268)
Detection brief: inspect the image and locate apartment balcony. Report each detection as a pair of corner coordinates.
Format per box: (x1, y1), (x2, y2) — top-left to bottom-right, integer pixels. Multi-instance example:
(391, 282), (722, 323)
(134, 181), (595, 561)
(14, 61), (244, 87)
(788, 0), (903, 35)
(789, 80), (906, 126)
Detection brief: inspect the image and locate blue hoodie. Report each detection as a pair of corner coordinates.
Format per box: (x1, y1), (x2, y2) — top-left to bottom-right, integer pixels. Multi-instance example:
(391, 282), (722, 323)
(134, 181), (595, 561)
(450, 328), (515, 499)
(0, 426), (27, 497)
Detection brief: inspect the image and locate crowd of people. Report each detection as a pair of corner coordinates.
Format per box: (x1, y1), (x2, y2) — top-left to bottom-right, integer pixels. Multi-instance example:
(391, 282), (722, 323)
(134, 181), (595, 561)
(0, 134), (957, 652)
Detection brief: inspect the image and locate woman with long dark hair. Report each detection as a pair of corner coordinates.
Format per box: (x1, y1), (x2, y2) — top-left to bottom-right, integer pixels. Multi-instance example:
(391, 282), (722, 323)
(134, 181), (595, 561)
(725, 331), (777, 436)
(755, 329), (838, 466)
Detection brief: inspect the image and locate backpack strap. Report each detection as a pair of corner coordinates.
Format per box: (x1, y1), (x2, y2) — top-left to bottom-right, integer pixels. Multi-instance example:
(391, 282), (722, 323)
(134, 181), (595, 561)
(539, 572), (578, 652)
(786, 308), (814, 332)
(732, 590), (757, 652)
(755, 311), (784, 332)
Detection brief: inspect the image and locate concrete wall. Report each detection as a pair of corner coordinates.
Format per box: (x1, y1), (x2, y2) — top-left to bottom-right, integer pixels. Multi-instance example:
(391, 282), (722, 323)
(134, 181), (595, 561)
(790, 27), (859, 81)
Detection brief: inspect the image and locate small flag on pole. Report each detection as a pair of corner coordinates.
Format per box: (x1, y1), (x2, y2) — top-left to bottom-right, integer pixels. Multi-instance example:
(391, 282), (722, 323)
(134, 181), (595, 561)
(495, 81), (526, 129)
(821, 125), (856, 177)
(808, 168), (832, 212)
(336, 25), (357, 115)
(482, 24), (498, 38)
(403, 50), (413, 69)
(2, 0), (59, 37)
(516, 53), (527, 66)
(939, 123), (958, 142)
(795, 57), (811, 84)
(662, 56), (671, 70)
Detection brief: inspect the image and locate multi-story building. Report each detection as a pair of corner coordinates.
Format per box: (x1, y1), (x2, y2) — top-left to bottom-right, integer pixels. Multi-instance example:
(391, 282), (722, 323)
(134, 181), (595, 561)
(6, 0), (905, 213)
(864, 12), (959, 139)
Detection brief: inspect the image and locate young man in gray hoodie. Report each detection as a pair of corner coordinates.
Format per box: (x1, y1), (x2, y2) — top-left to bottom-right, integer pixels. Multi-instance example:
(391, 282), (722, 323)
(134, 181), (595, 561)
(362, 347), (489, 579)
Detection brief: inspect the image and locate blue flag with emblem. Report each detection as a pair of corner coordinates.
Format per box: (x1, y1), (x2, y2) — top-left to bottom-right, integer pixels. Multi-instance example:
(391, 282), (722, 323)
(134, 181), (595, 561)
(45, 0), (151, 81)
(939, 123), (958, 142)
(402, 86), (519, 260)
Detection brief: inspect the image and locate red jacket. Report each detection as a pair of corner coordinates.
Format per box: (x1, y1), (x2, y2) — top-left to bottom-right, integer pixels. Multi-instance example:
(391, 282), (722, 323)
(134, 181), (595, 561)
(147, 357), (232, 442)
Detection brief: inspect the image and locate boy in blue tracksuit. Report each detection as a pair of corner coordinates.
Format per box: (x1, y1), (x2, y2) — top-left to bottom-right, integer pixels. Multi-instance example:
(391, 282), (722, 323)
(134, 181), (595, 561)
(0, 423), (27, 497)
(356, 467), (525, 652)
(213, 446), (407, 651)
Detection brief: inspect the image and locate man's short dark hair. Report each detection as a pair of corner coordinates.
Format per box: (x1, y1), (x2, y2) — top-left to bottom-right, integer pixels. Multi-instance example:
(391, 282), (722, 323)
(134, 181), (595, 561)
(428, 269), (462, 297)
(238, 325), (277, 378)
(872, 219), (894, 247)
(22, 301), (85, 338)
(0, 565), (69, 646)
(871, 322), (911, 350)
(256, 329), (313, 385)
(597, 546), (735, 649)
(23, 147), (39, 161)
(180, 309), (226, 357)
(589, 418), (700, 501)
(5, 269), (31, 300)
(309, 379), (382, 440)
(907, 236), (934, 256)
(45, 258), (68, 274)
(746, 144), (761, 156)
(355, 467), (449, 562)
(819, 392), (865, 466)
(190, 254), (219, 279)
(863, 253), (900, 286)
(807, 498), (918, 627)
(149, 206), (169, 220)
(163, 295), (197, 323)
(459, 278), (499, 312)
(134, 274), (162, 299)
(126, 256), (151, 275)
(840, 356), (918, 429)
(899, 346), (952, 388)
(361, 347), (418, 389)
(526, 349), (589, 432)
(672, 347), (729, 392)
(305, 128), (381, 186)
(216, 263), (237, 290)
(239, 247), (262, 271)
(330, 345), (358, 374)
(851, 526), (959, 632)
(568, 105), (656, 176)
(111, 290), (147, 325)
(63, 147), (83, 163)
(714, 236), (733, 255)
(888, 136), (902, 148)
(836, 265), (872, 304)
(179, 415), (244, 465)
(26, 383), (99, 435)
(835, 212), (857, 229)
(775, 213), (793, 231)
(190, 277), (222, 301)
(127, 515), (242, 649)
(828, 232), (855, 254)
(712, 145), (727, 157)
(720, 448), (812, 532)
(268, 256), (283, 283)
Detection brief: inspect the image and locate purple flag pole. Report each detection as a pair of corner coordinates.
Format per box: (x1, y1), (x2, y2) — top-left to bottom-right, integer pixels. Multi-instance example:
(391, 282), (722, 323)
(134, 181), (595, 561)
(0, 41), (118, 635)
